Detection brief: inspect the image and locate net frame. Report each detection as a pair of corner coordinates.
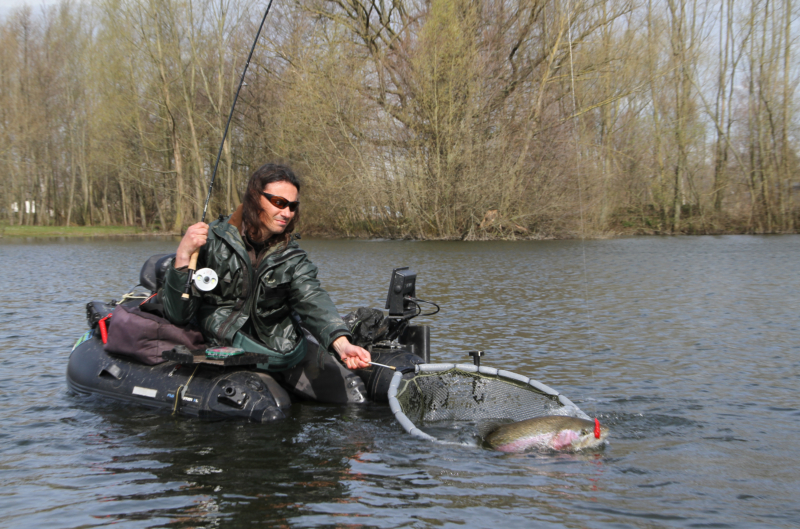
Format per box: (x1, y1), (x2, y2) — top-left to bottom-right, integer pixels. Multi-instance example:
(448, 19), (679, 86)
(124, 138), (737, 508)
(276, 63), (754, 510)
(388, 363), (589, 443)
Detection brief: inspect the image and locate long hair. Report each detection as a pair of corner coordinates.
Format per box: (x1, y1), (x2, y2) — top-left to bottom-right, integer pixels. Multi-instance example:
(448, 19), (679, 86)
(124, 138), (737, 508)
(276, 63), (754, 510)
(242, 163), (301, 244)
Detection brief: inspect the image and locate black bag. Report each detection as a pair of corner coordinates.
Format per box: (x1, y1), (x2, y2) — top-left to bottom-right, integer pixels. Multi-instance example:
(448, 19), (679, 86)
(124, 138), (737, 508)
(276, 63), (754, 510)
(104, 302), (206, 365)
(86, 301), (115, 329)
(342, 307), (389, 348)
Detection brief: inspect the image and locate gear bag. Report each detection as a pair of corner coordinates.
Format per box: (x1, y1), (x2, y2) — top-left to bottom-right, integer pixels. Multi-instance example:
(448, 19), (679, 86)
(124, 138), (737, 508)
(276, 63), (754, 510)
(104, 302), (206, 365)
(342, 307), (389, 347)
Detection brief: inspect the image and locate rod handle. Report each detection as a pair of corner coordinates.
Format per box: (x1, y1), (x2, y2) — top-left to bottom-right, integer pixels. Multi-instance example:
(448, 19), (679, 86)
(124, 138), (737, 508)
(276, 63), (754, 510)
(181, 250), (199, 300)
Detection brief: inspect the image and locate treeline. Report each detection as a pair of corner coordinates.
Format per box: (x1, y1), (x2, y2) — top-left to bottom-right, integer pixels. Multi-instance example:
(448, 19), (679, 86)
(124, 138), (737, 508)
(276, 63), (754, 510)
(0, 0), (798, 238)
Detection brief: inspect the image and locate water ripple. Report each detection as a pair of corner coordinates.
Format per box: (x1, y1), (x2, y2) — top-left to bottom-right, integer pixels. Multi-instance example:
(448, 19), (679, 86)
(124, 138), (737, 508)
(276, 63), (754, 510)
(1, 235), (799, 527)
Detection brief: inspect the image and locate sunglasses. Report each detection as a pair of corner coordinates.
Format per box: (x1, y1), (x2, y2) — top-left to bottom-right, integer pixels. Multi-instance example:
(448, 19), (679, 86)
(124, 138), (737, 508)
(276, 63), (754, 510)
(261, 192), (300, 212)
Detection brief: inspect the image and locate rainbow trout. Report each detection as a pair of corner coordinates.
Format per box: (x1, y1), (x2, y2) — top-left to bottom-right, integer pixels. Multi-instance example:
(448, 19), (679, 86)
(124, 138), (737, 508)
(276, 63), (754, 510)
(485, 416), (608, 452)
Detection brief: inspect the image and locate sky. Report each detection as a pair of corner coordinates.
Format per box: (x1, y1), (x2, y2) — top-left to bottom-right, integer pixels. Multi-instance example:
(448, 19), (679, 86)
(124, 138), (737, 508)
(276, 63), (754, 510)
(0, 0), (60, 18)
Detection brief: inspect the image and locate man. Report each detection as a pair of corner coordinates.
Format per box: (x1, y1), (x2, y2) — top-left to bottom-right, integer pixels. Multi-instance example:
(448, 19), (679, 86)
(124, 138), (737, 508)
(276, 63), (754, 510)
(162, 163), (371, 405)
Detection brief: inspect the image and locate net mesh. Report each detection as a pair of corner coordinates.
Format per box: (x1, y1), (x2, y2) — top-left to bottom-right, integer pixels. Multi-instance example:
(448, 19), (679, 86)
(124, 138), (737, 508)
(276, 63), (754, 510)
(396, 368), (560, 423)
(391, 365), (588, 443)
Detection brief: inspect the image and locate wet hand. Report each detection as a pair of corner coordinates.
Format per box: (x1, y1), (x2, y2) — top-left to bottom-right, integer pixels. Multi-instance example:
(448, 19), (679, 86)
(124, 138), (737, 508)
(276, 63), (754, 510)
(175, 222), (209, 268)
(332, 336), (371, 370)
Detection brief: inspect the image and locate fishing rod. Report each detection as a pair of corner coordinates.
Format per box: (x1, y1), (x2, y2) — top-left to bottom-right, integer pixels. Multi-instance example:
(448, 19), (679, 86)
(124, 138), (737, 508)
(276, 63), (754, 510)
(182, 0), (276, 300)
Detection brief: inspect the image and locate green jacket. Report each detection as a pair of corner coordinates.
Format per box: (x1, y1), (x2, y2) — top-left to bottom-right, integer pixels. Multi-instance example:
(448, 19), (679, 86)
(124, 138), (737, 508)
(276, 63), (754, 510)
(162, 206), (351, 367)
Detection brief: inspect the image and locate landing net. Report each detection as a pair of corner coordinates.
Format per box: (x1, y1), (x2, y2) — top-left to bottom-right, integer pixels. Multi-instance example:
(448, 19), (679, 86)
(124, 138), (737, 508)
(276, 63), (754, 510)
(388, 363), (589, 443)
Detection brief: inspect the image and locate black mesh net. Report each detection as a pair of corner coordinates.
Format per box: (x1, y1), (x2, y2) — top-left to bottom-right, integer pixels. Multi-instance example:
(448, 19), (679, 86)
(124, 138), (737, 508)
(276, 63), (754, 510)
(390, 365), (589, 444)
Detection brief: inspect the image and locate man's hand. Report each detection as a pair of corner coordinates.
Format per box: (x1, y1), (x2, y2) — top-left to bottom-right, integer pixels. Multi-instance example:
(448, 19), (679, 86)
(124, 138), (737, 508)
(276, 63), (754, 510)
(332, 336), (371, 370)
(175, 222), (209, 268)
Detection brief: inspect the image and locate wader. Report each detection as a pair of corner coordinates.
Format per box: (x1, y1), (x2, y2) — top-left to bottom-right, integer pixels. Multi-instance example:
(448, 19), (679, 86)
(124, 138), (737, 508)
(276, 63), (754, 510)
(266, 332), (367, 405)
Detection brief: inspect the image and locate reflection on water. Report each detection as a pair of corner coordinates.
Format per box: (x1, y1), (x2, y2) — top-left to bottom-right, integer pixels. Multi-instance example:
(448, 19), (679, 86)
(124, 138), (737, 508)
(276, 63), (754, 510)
(1, 235), (799, 527)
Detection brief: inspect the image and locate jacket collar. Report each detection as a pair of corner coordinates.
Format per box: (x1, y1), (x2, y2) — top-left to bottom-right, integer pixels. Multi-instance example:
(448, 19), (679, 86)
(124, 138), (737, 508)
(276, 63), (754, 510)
(228, 204), (244, 232)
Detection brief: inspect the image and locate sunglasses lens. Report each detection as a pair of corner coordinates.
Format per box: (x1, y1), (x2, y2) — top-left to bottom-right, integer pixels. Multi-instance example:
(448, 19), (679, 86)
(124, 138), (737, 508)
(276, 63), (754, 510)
(263, 193), (298, 212)
(270, 197), (288, 209)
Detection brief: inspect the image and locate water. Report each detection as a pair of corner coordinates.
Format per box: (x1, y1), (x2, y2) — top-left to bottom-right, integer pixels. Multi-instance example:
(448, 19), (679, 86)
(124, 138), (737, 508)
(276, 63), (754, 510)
(1, 235), (798, 528)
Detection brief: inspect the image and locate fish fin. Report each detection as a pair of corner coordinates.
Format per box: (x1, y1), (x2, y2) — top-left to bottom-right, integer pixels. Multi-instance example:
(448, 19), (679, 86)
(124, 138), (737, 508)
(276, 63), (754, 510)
(551, 429), (580, 450)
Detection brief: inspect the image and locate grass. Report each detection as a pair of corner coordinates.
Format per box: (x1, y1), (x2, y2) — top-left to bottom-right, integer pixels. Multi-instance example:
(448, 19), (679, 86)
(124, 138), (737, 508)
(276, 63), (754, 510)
(0, 224), (175, 238)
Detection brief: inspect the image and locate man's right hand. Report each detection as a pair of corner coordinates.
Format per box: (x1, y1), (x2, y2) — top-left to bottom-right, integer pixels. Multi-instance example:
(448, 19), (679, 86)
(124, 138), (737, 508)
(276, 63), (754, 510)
(175, 222), (209, 268)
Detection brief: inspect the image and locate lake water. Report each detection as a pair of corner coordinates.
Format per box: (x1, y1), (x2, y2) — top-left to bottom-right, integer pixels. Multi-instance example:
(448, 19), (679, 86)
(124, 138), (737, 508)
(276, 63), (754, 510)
(1, 235), (798, 528)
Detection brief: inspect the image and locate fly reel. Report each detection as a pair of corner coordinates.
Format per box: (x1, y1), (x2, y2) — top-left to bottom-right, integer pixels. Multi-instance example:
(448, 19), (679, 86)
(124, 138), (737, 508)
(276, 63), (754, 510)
(193, 268), (218, 291)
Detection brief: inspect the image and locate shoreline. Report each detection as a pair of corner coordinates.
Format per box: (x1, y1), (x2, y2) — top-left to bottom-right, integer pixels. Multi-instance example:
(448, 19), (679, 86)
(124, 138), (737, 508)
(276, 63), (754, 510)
(0, 225), (178, 239)
(2, 224), (798, 241)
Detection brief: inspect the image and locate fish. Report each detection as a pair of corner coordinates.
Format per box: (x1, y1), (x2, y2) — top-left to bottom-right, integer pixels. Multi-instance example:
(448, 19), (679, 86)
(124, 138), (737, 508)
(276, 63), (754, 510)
(485, 416), (609, 452)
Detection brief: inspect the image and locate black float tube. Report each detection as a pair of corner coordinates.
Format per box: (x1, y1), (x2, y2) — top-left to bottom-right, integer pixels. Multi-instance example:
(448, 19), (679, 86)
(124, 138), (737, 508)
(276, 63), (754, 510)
(182, 0), (276, 300)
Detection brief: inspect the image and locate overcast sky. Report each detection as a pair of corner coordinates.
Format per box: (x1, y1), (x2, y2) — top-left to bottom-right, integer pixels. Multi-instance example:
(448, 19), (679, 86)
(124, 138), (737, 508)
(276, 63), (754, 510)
(0, 0), (60, 18)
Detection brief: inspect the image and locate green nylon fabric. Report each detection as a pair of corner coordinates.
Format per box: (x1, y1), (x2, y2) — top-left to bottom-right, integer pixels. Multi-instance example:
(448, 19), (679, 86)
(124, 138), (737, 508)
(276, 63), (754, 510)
(232, 329), (307, 371)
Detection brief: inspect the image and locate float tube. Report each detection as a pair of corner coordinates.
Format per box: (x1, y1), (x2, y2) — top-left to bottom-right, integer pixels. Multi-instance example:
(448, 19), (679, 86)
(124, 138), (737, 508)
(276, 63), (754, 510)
(66, 256), (428, 422)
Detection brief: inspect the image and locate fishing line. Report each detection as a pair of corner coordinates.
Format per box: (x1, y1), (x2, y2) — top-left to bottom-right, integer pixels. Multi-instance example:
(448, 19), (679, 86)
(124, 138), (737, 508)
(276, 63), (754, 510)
(201, 0), (275, 223)
(566, 0), (598, 416)
(183, 0), (275, 299)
